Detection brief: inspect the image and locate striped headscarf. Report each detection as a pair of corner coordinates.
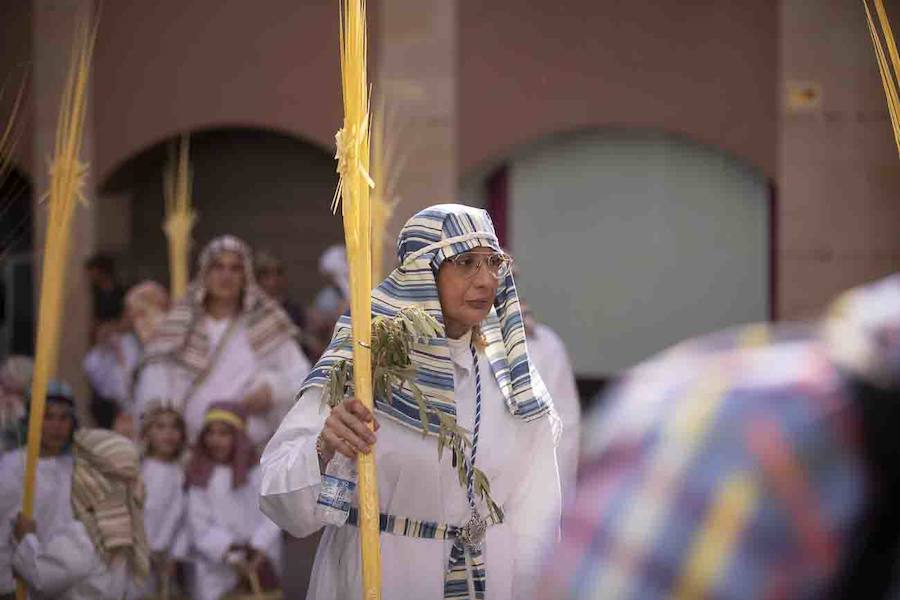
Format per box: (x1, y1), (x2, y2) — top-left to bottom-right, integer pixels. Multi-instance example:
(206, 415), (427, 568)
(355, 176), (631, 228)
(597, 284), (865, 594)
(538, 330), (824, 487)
(143, 235), (297, 376)
(299, 204), (555, 435)
(71, 428), (150, 579)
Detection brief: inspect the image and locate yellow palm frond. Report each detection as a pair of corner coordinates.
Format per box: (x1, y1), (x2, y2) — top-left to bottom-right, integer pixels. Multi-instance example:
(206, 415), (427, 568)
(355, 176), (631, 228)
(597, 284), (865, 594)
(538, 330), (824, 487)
(20, 14), (97, 600)
(163, 134), (195, 300)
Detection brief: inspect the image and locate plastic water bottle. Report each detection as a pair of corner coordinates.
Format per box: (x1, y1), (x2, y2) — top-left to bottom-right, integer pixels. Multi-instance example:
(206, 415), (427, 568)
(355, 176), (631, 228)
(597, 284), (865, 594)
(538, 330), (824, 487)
(315, 453), (357, 526)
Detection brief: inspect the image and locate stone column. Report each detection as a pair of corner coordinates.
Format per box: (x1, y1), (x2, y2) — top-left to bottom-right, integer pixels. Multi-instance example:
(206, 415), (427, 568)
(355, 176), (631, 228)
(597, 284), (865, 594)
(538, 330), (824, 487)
(32, 0), (97, 412)
(377, 0), (458, 268)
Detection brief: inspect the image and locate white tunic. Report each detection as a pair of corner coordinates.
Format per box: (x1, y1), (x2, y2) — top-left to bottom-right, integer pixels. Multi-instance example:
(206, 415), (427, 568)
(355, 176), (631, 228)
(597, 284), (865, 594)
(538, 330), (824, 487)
(12, 521), (129, 600)
(526, 323), (581, 506)
(187, 465), (282, 600)
(142, 459), (188, 558)
(0, 450), (74, 594)
(259, 333), (561, 600)
(125, 459), (188, 599)
(82, 333), (142, 410)
(135, 316), (311, 445)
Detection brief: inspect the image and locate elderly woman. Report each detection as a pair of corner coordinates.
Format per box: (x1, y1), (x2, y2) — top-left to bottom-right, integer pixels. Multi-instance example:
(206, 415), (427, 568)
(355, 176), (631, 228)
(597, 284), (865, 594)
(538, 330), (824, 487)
(135, 235), (311, 445)
(260, 204), (561, 600)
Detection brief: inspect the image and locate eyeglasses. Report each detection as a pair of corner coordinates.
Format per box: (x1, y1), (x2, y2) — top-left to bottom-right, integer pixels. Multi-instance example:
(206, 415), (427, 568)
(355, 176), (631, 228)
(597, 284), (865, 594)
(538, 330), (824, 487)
(444, 251), (513, 280)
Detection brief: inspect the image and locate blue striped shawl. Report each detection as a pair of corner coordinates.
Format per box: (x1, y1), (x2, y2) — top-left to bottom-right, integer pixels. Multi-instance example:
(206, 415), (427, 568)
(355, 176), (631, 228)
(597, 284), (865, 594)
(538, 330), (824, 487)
(299, 204), (554, 435)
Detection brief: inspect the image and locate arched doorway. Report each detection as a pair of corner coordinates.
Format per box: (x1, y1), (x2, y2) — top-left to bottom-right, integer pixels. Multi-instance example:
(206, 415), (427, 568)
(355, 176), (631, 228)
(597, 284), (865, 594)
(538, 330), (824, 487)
(0, 165), (34, 356)
(462, 128), (773, 400)
(99, 126), (340, 597)
(99, 127), (342, 309)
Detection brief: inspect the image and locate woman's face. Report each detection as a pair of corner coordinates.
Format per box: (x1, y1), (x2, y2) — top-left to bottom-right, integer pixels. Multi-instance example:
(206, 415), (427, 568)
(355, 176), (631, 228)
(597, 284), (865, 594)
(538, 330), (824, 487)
(436, 246), (503, 338)
(204, 251), (245, 305)
(202, 421), (236, 463)
(145, 411), (184, 461)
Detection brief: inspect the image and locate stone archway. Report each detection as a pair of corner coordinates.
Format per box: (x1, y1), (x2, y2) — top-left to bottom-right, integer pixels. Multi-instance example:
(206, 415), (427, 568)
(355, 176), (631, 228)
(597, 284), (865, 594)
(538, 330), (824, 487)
(98, 127), (343, 309)
(462, 127), (773, 390)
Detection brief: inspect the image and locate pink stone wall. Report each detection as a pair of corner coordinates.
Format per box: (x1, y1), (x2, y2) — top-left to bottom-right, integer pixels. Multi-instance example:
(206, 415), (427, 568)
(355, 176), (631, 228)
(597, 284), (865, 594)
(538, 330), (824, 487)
(92, 0), (345, 182)
(459, 1), (779, 178)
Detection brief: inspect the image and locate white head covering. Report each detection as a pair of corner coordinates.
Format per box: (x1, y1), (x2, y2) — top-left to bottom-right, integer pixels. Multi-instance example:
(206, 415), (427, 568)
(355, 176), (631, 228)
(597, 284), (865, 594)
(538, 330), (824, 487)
(318, 245), (350, 299)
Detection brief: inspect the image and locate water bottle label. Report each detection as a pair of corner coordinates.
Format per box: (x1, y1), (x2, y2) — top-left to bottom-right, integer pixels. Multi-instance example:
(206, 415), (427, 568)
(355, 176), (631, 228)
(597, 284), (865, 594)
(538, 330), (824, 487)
(317, 474), (356, 512)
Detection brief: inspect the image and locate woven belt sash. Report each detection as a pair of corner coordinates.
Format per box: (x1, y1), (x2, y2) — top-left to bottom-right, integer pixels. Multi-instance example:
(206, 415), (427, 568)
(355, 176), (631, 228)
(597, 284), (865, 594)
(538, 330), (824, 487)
(347, 507), (502, 599)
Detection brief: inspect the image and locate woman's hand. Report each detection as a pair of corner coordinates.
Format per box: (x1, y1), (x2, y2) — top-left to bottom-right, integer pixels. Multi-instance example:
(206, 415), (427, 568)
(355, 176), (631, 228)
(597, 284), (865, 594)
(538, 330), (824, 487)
(319, 397), (380, 463)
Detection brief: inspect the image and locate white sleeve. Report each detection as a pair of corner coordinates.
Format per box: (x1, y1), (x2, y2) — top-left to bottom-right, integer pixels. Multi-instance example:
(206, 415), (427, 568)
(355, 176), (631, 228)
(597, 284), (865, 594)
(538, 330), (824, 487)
(248, 469), (284, 563)
(187, 486), (236, 563)
(83, 345), (128, 404)
(258, 387), (328, 539)
(256, 340), (313, 434)
(0, 455), (21, 593)
(12, 522), (99, 596)
(507, 416), (562, 598)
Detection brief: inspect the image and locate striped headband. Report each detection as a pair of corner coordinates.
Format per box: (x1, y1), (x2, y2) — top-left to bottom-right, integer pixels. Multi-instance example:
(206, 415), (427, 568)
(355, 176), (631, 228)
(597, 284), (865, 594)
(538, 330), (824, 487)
(203, 408), (245, 430)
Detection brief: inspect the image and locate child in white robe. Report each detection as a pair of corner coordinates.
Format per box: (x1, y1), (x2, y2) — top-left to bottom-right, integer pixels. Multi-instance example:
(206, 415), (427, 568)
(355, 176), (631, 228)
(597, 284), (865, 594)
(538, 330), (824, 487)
(186, 402), (281, 600)
(11, 428), (149, 600)
(0, 381), (77, 596)
(131, 402), (188, 598)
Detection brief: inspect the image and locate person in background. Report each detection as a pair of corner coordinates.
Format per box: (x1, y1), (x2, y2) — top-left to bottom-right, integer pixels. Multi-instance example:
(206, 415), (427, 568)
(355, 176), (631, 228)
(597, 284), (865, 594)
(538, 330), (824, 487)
(535, 274), (900, 600)
(135, 235), (311, 446)
(10, 428), (149, 600)
(186, 402), (281, 600)
(0, 381), (77, 596)
(84, 253), (126, 326)
(254, 250), (306, 330)
(313, 245), (350, 317)
(521, 301), (581, 508)
(131, 401), (188, 599)
(304, 245), (351, 361)
(0, 356), (33, 453)
(83, 281), (170, 435)
(255, 249), (324, 362)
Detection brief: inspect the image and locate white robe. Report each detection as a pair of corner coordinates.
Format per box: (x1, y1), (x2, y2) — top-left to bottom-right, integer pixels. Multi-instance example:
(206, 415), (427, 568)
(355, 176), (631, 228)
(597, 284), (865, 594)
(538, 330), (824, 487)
(142, 459), (188, 558)
(82, 333), (142, 410)
(187, 465), (282, 600)
(259, 333), (561, 600)
(128, 458), (188, 599)
(526, 323), (581, 506)
(12, 521), (129, 600)
(135, 316), (311, 445)
(0, 450), (74, 595)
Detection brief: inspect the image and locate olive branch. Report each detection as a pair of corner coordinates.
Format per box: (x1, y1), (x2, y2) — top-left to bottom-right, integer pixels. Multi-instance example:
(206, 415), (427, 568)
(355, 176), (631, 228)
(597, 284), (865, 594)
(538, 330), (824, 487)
(324, 306), (504, 522)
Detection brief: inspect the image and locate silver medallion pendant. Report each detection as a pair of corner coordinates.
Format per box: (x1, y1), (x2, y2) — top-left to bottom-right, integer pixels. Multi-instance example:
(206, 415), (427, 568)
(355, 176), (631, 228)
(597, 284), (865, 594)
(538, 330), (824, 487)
(458, 511), (488, 550)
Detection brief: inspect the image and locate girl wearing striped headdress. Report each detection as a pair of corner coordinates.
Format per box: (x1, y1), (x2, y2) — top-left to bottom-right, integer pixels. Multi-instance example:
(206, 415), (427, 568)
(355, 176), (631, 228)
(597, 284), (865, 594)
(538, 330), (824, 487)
(260, 204), (561, 600)
(186, 402), (281, 600)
